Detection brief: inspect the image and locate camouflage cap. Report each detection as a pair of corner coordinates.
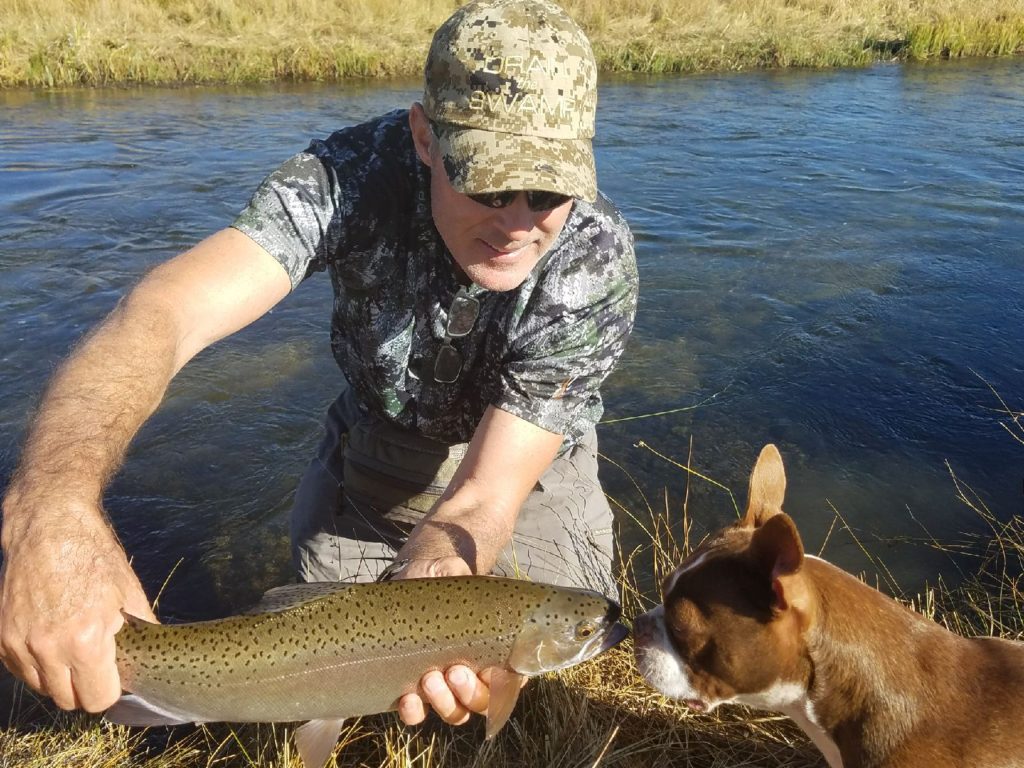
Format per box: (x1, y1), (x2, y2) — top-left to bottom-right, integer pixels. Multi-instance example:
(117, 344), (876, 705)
(423, 0), (598, 202)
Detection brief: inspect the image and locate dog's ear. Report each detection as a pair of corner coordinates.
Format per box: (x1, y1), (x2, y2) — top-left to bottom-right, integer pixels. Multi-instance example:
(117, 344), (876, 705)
(750, 512), (804, 611)
(741, 444), (787, 528)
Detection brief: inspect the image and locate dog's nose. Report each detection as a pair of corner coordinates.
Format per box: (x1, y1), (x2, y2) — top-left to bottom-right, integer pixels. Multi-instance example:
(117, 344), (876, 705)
(633, 611), (654, 642)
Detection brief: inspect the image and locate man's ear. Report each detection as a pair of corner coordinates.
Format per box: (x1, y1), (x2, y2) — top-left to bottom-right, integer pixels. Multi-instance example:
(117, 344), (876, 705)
(409, 102), (435, 167)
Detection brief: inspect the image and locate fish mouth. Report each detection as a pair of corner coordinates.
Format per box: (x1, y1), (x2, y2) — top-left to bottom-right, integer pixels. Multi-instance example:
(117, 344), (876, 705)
(599, 600), (630, 652)
(599, 622), (630, 653)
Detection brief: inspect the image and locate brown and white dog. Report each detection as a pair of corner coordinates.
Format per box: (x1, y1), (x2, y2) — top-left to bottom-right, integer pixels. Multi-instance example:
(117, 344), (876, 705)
(633, 444), (1024, 768)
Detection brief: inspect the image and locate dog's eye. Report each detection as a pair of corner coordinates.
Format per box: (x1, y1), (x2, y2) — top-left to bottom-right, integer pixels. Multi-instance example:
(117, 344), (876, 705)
(574, 620), (597, 640)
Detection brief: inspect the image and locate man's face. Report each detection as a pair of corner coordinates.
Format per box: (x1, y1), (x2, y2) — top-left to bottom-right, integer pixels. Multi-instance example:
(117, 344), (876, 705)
(410, 104), (574, 292)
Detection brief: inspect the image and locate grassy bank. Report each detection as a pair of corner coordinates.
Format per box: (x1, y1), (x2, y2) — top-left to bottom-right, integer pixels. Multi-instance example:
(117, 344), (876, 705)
(1, 0), (1022, 88)
(1, 442), (1021, 768)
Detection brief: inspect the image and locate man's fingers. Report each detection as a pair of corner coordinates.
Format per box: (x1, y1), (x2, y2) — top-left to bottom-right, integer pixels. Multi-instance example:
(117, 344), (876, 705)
(0, 603), (128, 714)
(447, 666), (488, 714)
(397, 692), (429, 726)
(18, 653), (119, 713)
(36, 660), (76, 710)
(0, 641), (28, 684)
(431, 557), (472, 578)
(0, 513), (150, 714)
(0, 652), (43, 695)
(68, 642), (122, 713)
(70, 664), (122, 713)
(397, 556), (472, 580)
(397, 667), (493, 728)
(420, 669), (470, 725)
(56, 616), (123, 713)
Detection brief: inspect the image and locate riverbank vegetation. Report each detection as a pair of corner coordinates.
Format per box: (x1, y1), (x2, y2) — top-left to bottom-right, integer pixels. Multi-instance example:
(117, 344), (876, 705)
(1, 435), (1021, 767)
(1, 0), (1023, 87)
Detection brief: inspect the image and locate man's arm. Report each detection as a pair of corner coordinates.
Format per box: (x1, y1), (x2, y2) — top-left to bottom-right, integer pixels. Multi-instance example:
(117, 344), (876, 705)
(0, 227), (292, 712)
(392, 405), (564, 726)
(397, 405), (563, 577)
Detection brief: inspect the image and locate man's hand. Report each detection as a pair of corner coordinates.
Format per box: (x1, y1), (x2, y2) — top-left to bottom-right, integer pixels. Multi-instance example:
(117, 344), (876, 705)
(0, 229), (290, 714)
(396, 556), (472, 580)
(399, 665), (492, 726)
(386, 407), (562, 728)
(388, 556), (491, 726)
(0, 501), (156, 712)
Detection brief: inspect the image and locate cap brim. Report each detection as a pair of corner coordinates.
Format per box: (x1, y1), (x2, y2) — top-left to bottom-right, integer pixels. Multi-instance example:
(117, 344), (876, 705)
(432, 123), (596, 203)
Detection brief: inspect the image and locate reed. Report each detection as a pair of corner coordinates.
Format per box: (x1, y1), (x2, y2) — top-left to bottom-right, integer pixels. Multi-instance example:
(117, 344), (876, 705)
(1, 0), (1022, 87)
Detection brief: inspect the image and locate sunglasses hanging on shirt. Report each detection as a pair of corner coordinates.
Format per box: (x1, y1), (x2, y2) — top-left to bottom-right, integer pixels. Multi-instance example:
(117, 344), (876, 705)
(434, 287), (481, 384)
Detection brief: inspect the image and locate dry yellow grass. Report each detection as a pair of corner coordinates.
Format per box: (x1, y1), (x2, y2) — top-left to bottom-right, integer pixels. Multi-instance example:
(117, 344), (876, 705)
(0, 644), (824, 767)
(1, 0), (1022, 87)
(1, 389), (1021, 765)
(0, 449), (1020, 767)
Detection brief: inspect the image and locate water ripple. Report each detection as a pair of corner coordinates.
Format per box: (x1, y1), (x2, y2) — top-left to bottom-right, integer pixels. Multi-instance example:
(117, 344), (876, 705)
(2, 62), (1023, 608)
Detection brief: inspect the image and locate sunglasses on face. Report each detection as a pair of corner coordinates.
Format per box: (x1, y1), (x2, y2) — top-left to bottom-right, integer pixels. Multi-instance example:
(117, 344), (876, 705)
(426, 122), (573, 213)
(467, 189), (573, 213)
(434, 287), (481, 384)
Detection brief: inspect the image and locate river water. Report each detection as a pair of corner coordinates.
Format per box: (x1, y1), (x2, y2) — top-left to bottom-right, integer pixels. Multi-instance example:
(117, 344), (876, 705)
(1, 58), (1022, 617)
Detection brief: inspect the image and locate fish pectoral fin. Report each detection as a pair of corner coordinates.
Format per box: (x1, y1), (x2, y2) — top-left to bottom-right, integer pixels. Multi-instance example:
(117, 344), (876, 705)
(484, 668), (527, 739)
(293, 718), (345, 768)
(104, 694), (196, 727)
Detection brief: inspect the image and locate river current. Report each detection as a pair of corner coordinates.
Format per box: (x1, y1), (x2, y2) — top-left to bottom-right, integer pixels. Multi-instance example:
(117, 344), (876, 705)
(1, 58), (1022, 615)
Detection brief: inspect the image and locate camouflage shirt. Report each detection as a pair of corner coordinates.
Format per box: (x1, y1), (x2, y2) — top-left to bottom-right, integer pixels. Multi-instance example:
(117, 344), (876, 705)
(233, 109), (637, 450)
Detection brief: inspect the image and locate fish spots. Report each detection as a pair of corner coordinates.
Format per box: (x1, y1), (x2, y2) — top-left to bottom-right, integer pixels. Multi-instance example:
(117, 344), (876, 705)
(115, 576), (620, 722)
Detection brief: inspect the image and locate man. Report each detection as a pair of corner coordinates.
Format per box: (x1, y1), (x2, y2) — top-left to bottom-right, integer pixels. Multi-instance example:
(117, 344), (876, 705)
(0, 0), (637, 732)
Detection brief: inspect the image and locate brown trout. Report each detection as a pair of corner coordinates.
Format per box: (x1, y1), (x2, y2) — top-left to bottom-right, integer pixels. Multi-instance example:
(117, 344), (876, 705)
(105, 576), (628, 768)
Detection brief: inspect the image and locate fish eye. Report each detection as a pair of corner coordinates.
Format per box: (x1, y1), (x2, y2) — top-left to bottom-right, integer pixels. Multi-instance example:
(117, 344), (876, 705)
(574, 620), (597, 640)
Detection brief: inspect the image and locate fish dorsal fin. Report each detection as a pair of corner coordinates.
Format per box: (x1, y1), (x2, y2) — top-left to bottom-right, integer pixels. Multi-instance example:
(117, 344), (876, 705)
(485, 668), (527, 739)
(245, 582), (352, 614)
(294, 718), (345, 768)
